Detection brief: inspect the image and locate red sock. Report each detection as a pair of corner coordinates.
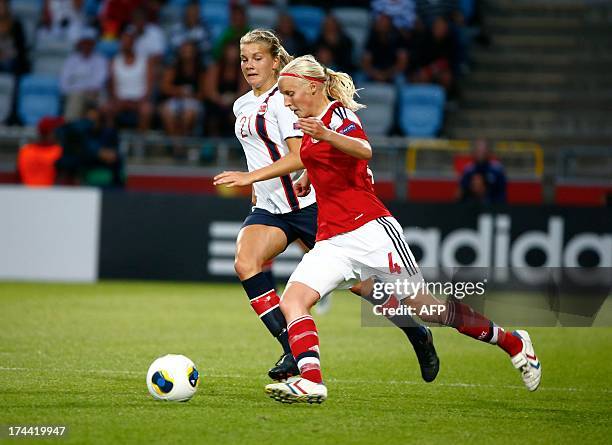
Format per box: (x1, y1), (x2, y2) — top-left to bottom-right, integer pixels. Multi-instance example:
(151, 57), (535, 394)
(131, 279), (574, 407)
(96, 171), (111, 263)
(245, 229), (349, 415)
(287, 315), (322, 383)
(445, 301), (522, 356)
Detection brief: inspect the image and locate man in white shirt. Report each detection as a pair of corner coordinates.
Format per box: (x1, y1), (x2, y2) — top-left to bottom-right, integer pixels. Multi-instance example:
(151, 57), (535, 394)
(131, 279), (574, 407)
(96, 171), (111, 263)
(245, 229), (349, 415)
(59, 28), (108, 121)
(131, 7), (166, 62)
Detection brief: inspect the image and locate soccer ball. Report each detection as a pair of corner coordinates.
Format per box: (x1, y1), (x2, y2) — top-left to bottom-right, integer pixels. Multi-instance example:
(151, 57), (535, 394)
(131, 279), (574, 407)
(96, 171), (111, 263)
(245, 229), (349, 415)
(146, 354), (200, 402)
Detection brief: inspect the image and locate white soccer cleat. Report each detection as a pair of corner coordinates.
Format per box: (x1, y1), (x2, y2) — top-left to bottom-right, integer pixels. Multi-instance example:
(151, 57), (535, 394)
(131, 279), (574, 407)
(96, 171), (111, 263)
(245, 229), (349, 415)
(264, 376), (327, 404)
(510, 330), (541, 392)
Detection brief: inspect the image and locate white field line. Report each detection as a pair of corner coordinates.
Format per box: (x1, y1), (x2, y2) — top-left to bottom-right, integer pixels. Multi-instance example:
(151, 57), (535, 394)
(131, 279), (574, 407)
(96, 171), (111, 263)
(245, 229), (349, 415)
(0, 367), (610, 394)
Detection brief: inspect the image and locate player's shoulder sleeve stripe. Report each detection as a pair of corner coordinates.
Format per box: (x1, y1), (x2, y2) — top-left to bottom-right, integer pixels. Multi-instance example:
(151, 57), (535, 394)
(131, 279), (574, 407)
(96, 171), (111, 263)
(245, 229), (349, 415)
(329, 112), (344, 131)
(345, 108), (362, 125)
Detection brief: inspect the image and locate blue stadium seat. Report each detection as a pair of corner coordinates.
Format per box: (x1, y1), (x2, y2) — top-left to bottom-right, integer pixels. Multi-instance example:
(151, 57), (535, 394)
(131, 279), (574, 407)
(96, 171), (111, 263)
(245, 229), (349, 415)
(201, 1), (230, 43)
(399, 84), (446, 137)
(288, 6), (325, 43)
(10, 0), (42, 19)
(248, 6), (279, 30)
(330, 7), (370, 59)
(459, 0), (475, 21)
(356, 82), (396, 136)
(18, 75), (61, 126)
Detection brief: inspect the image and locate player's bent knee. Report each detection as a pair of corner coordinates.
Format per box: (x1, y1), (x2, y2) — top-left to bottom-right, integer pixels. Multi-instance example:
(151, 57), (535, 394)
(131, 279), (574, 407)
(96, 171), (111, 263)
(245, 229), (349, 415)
(233, 256), (262, 280)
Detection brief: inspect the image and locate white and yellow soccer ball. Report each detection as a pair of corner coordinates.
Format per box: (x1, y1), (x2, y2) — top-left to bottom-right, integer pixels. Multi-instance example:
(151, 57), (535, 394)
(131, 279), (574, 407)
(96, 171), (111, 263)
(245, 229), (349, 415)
(146, 354), (200, 402)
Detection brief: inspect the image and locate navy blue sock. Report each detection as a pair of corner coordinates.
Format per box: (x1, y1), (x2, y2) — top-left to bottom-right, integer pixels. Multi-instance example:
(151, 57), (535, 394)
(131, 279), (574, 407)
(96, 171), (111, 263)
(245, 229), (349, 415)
(241, 272), (291, 354)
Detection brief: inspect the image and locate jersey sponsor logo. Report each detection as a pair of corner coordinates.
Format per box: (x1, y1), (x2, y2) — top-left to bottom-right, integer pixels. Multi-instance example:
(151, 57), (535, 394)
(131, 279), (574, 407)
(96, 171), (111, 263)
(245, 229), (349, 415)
(340, 123), (356, 135)
(293, 122), (300, 130)
(258, 103), (268, 115)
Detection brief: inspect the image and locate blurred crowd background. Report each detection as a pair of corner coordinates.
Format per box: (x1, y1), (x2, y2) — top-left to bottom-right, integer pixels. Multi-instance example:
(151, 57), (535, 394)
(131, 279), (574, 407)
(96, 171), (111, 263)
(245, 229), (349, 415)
(1, 0), (611, 206)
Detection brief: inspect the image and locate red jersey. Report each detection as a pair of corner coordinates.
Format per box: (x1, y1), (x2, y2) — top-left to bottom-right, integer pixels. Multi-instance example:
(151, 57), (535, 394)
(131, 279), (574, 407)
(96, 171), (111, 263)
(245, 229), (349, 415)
(300, 101), (390, 241)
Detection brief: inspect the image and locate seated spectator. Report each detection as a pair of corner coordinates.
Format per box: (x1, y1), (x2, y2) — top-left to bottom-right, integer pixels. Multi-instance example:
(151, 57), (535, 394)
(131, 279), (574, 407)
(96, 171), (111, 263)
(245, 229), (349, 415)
(459, 139), (507, 204)
(361, 14), (408, 83)
(131, 7), (166, 63)
(0, 0), (29, 75)
(168, 1), (212, 64)
(104, 28), (153, 132)
(159, 40), (206, 158)
(416, 0), (462, 26)
(17, 116), (64, 187)
(79, 102), (123, 187)
(371, 0), (417, 37)
(274, 13), (308, 57)
(37, 0), (86, 46)
(213, 4), (249, 61)
(203, 43), (249, 137)
(60, 28), (108, 121)
(409, 16), (455, 91)
(312, 15), (354, 74)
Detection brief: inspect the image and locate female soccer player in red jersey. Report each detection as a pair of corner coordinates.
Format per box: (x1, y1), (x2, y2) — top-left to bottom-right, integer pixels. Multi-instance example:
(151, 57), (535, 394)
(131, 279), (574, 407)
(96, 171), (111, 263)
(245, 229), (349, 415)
(214, 30), (439, 384)
(259, 55), (541, 404)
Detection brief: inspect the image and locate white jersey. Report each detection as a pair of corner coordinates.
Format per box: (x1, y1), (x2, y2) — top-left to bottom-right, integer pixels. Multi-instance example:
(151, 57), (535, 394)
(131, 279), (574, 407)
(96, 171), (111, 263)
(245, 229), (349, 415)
(233, 84), (316, 214)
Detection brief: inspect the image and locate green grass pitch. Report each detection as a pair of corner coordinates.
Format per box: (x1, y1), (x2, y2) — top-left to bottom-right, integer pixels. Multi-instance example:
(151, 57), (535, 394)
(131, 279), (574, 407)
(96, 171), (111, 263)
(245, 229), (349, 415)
(1, 281), (611, 444)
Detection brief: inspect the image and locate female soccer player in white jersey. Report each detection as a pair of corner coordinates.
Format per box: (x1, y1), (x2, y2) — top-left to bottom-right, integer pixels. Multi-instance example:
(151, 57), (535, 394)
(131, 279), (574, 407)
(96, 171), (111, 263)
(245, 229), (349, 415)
(214, 30), (439, 383)
(254, 55), (541, 404)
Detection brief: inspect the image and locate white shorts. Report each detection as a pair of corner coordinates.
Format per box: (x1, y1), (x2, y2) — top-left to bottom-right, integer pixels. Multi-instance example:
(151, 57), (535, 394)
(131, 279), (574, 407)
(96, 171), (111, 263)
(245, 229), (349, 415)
(288, 216), (423, 298)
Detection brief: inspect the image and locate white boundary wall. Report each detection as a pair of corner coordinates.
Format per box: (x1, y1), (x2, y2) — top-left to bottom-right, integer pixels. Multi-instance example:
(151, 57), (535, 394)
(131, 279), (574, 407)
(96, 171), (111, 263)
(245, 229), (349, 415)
(0, 186), (101, 282)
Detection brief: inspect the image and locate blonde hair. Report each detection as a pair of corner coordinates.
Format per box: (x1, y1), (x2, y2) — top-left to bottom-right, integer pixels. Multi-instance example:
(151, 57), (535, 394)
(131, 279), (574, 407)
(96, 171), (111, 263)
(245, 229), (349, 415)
(240, 29), (293, 75)
(280, 55), (365, 111)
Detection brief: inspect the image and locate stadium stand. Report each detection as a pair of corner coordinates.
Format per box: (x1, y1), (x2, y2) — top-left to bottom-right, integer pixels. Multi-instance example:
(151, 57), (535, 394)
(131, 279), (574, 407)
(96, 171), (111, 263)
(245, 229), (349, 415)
(0, 0), (607, 207)
(355, 82), (396, 136)
(0, 73), (14, 122)
(18, 74), (60, 126)
(288, 5), (325, 43)
(399, 84), (446, 137)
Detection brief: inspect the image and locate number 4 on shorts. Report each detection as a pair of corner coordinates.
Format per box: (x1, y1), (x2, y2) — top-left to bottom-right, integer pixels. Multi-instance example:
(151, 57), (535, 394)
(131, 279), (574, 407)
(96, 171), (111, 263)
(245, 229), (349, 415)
(388, 252), (401, 274)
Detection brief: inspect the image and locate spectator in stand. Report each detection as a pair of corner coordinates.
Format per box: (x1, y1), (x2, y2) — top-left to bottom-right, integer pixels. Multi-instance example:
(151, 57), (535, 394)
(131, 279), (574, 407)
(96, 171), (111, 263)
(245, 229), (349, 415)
(17, 116), (64, 187)
(459, 139), (507, 204)
(60, 28), (108, 121)
(371, 0), (417, 38)
(79, 102), (124, 187)
(274, 13), (308, 57)
(37, 0), (86, 45)
(131, 7), (166, 63)
(203, 43), (248, 137)
(99, 0), (144, 39)
(213, 4), (249, 61)
(0, 0), (29, 76)
(415, 0), (462, 26)
(160, 40), (206, 158)
(312, 14), (354, 74)
(105, 28), (154, 132)
(416, 0), (468, 72)
(361, 14), (408, 83)
(409, 16), (455, 91)
(168, 1), (212, 64)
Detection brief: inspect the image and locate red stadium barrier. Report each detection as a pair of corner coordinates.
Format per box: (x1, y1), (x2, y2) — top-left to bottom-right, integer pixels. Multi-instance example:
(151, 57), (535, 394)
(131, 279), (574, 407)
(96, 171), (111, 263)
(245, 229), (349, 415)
(407, 178), (543, 204)
(555, 184), (612, 206)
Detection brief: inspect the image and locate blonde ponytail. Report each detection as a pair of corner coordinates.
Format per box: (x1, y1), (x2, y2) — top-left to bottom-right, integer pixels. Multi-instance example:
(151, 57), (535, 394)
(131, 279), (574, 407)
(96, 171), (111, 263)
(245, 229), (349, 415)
(281, 55), (365, 111)
(325, 68), (365, 112)
(240, 29), (293, 74)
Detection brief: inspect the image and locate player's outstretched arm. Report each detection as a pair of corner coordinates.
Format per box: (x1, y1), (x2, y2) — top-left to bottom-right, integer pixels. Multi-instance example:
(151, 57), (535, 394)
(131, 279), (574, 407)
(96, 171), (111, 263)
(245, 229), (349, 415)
(213, 137), (304, 187)
(298, 117), (372, 160)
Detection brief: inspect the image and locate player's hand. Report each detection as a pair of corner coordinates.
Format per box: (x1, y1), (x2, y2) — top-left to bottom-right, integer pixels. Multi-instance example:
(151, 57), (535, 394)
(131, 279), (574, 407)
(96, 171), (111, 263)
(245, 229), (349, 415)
(298, 117), (330, 141)
(213, 171), (254, 187)
(294, 172), (311, 197)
